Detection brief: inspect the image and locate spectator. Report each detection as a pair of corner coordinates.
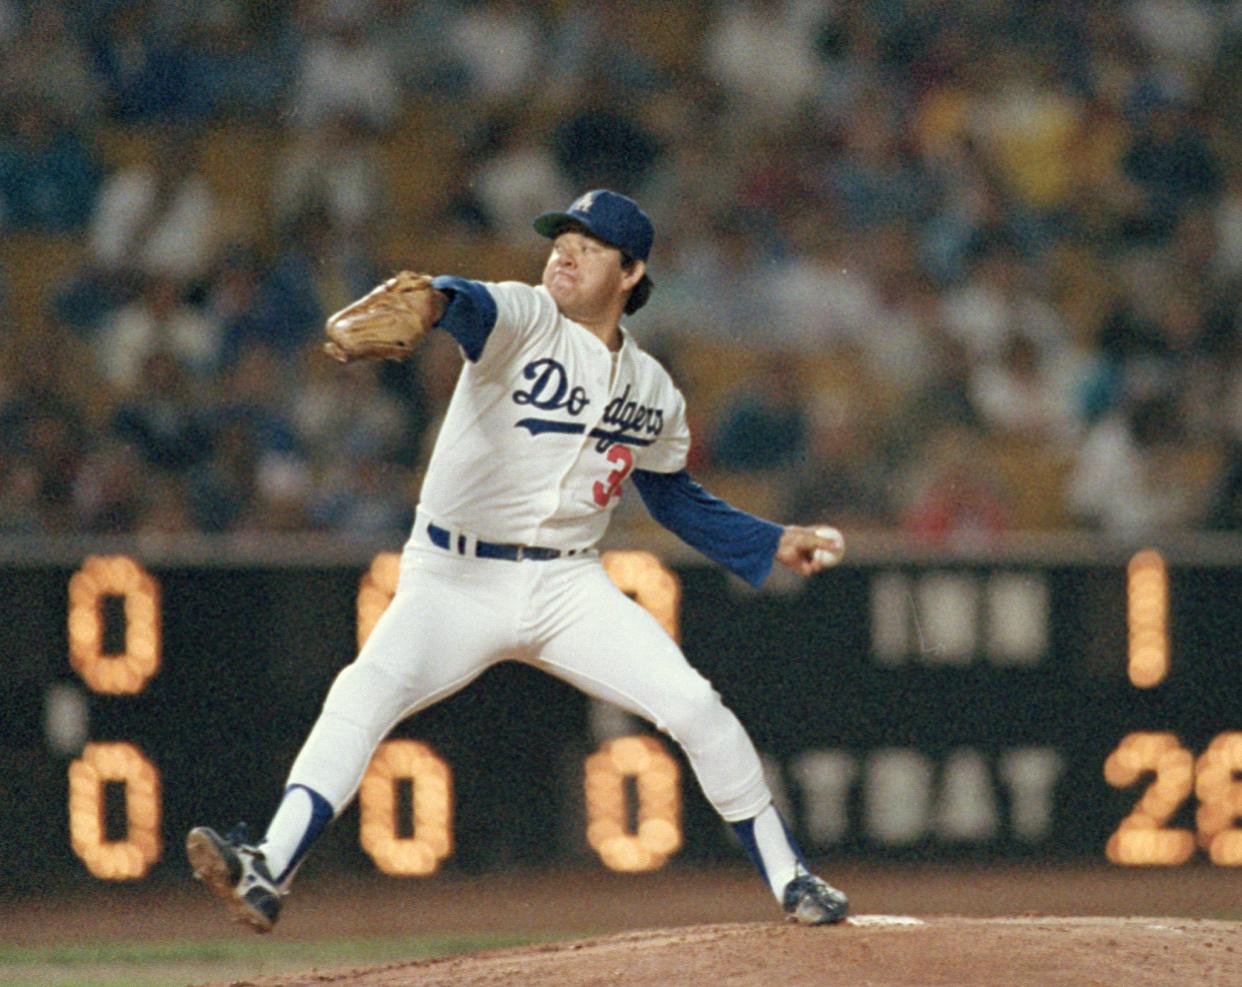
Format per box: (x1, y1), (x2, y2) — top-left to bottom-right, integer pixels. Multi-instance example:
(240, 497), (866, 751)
(1065, 394), (1195, 537)
(271, 112), (388, 236)
(0, 98), (101, 234)
(190, 345), (309, 532)
(939, 241), (1065, 364)
(807, 4), (887, 124)
(86, 132), (221, 286)
(901, 425), (1010, 546)
(1126, 0), (1223, 84)
(0, 449), (44, 534)
(243, 453), (316, 533)
(93, 275), (224, 391)
(90, 0), (191, 123)
(289, 0), (400, 132)
(821, 98), (931, 231)
(732, 119), (818, 232)
(711, 352), (809, 473)
(702, 0), (827, 121)
(376, 0), (469, 98)
(72, 440), (146, 534)
(1120, 92), (1221, 243)
(785, 388), (894, 530)
(311, 454), (414, 537)
(292, 353), (412, 470)
(471, 111), (572, 241)
(24, 407), (90, 534)
(547, 0), (666, 96)
(1213, 161), (1242, 282)
(967, 49), (1083, 218)
(187, 416), (259, 532)
(854, 225), (942, 397)
(970, 332), (1083, 446)
(641, 205), (771, 341)
(110, 351), (213, 473)
(763, 210), (885, 354)
(551, 89), (663, 195)
(447, 0), (542, 104)
(204, 244), (271, 369)
(0, 4), (104, 124)
(1203, 440), (1242, 530)
(254, 205), (380, 355)
(0, 350), (91, 532)
(883, 330), (983, 468)
(211, 343), (303, 458)
(136, 475), (198, 535)
(180, 0), (292, 123)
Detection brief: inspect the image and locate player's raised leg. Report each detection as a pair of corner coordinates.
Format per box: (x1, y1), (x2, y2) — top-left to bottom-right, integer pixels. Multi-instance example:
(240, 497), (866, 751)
(530, 559), (847, 924)
(188, 550), (519, 931)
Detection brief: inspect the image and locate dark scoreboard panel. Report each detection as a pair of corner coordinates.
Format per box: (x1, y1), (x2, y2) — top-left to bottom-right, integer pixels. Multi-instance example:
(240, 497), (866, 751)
(1, 544), (1239, 890)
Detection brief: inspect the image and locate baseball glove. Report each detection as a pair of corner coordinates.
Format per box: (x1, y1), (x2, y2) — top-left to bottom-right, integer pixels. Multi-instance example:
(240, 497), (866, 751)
(323, 271), (440, 363)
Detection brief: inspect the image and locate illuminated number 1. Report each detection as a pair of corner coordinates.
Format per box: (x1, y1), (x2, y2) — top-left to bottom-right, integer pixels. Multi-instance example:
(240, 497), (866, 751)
(1127, 550), (1169, 688)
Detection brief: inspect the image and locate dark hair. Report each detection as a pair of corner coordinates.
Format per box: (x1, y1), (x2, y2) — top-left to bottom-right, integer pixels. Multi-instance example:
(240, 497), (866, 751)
(622, 257), (653, 315)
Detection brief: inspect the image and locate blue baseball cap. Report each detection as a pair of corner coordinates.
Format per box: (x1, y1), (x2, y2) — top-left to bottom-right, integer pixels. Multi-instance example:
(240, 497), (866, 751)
(533, 190), (654, 262)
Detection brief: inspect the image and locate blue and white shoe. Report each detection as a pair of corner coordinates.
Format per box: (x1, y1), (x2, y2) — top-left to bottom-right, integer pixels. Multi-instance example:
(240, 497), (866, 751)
(186, 823), (282, 933)
(782, 870), (849, 925)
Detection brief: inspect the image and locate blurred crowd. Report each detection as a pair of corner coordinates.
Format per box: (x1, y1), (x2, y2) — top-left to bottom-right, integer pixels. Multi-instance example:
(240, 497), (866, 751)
(1, 0), (1242, 545)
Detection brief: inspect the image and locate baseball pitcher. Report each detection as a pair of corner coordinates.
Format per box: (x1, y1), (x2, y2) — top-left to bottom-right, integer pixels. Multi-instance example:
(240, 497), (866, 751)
(187, 190), (849, 932)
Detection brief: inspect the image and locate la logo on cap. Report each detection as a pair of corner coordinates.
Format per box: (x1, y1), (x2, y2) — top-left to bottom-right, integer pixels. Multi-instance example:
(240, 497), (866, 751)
(573, 191), (599, 213)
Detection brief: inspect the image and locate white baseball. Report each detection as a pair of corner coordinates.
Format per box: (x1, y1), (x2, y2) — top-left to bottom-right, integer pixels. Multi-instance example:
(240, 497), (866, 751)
(812, 526), (844, 568)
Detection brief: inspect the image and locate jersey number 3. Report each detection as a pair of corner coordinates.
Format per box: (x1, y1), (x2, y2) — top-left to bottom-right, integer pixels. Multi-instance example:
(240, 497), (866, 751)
(593, 445), (634, 507)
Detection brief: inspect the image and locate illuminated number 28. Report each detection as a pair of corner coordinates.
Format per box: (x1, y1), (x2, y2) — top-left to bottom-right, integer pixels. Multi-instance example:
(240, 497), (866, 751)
(1105, 731), (1242, 865)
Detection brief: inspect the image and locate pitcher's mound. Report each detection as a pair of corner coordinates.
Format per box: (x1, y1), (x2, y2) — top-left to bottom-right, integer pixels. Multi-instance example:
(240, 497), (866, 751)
(206, 916), (1240, 986)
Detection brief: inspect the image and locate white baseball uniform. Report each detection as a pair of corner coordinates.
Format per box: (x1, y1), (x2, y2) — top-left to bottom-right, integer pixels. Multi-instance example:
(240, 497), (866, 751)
(282, 280), (773, 833)
(194, 191), (848, 928)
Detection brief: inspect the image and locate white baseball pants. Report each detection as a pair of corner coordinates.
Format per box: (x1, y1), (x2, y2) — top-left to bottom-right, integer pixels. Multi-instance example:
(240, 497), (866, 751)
(285, 540), (772, 823)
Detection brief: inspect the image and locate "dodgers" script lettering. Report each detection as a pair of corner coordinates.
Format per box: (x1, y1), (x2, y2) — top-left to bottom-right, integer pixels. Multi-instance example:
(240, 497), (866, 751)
(512, 358), (590, 415)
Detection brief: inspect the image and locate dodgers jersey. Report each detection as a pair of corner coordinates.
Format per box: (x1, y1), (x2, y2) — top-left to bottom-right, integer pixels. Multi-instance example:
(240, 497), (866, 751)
(418, 280), (690, 549)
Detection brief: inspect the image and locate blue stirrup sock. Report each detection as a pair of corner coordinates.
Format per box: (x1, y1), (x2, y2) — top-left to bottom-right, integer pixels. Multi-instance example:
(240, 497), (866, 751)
(260, 784), (334, 887)
(730, 803), (809, 902)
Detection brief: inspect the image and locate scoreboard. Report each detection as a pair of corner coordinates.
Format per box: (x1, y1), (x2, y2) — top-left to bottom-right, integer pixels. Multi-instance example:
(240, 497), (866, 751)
(1, 535), (1240, 890)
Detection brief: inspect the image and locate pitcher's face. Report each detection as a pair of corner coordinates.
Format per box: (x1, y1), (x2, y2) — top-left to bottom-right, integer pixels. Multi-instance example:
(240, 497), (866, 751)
(542, 230), (642, 325)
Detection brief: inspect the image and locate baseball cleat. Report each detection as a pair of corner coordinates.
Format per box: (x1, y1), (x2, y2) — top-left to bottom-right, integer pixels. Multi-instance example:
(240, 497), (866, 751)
(186, 823), (282, 933)
(782, 872), (849, 925)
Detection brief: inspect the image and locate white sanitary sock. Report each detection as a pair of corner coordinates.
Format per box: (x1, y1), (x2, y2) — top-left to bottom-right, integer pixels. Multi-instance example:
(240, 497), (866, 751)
(733, 803), (803, 901)
(259, 784), (332, 886)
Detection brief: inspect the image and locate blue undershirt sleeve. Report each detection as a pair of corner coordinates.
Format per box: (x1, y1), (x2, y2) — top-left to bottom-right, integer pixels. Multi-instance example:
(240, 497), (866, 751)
(431, 275), (498, 362)
(630, 468), (783, 587)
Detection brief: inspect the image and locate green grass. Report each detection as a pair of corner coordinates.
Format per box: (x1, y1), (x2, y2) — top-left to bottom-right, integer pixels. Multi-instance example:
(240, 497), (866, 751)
(0, 933), (538, 987)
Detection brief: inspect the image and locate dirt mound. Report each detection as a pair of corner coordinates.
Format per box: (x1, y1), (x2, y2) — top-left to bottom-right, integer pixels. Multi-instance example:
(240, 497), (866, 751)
(200, 916), (1241, 987)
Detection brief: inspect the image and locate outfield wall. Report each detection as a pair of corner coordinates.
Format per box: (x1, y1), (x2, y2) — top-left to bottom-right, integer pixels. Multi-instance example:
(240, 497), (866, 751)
(2, 533), (1240, 891)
